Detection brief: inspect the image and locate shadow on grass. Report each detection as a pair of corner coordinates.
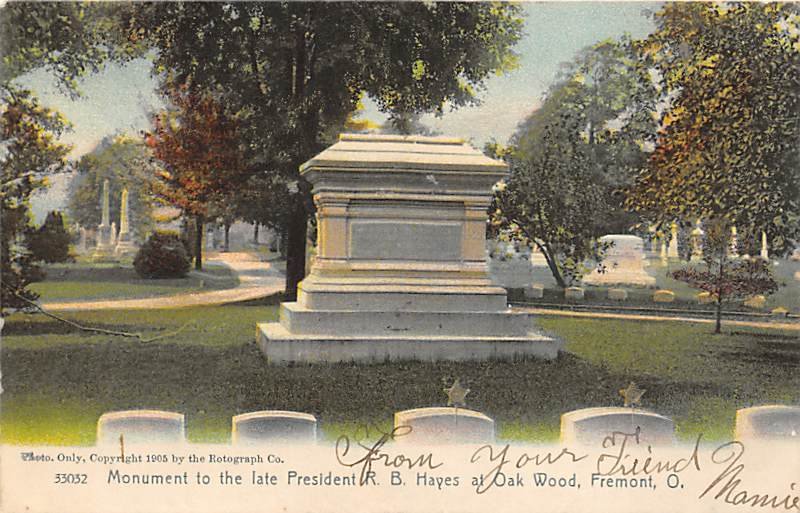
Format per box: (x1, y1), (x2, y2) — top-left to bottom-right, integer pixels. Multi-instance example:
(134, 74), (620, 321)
(0, 339), (739, 444)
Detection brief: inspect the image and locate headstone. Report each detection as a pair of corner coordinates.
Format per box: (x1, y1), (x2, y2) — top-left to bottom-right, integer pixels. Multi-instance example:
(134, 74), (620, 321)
(729, 226), (739, 258)
(667, 222), (680, 259)
(115, 188), (138, 258)
(232, 411), (317, 444)
(744, 295), (766, 309)
(608, 288), (628, 301)
(760, 231), (769, 260)
(393, 407), (494, 445)
(690, 220), (704, 262)
(97, 410), (185, 445)
(735, 405), (800, 441)
(583, 235), (656, 287)
(257, 134), (559, 364)
(560, 407), (676, 446)
(524, 284), (544, 299)
(697, 292), (716, 304)
(564, 287), (584, 300)
(791, 248), (800, 262)
(653, 289), (675, 303)
(795, 270), (800, 282)
(771, 307), (789, 317)
(92, 179), (117, 262)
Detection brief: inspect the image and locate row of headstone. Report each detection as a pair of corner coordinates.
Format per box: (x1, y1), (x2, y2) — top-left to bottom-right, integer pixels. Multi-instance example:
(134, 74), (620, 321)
(95, 404), (798, 446)
(650, 223), (775, 262)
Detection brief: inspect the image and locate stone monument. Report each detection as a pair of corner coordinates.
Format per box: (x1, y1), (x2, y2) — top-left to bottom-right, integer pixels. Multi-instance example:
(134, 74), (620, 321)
(232, 411), (317, 444)
(92, 179), (116, 262)
(583, 235), (656, 287)
(760, 231), (769, 260)
(667, 222), (679, 259)
(115, 188), (137, 258)
(393, 407), (495, 445)
(560, 407), (676, 446)
(729, 226), (739, 258)
(257, 134), (559, 364)
(690, 219), (704, 262)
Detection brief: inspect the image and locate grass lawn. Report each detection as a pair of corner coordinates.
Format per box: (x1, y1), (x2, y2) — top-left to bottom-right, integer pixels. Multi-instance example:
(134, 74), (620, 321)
(1, 303), (797, 445)
(29, 262), (239, 302)
(512, 257), (800, 313)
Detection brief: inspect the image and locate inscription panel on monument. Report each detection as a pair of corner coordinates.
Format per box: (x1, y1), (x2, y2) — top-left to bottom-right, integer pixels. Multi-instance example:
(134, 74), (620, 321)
(349, 221), (462, 261)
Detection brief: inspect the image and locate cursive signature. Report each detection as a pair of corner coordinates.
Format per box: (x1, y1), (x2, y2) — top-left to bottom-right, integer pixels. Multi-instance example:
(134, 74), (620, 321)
(335, 426), (443, 485)
(700, 441), (800, 511)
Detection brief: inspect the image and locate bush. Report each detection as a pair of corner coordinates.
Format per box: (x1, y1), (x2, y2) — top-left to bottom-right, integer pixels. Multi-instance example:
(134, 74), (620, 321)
(28, 211), (73, 263)
(134, 232), (191, 278)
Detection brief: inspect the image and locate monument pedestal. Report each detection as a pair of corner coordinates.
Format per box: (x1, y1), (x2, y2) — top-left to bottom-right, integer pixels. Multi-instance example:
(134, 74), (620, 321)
(257, 134), (559, 364)
(583, 234), (656, 287)
(92, 224), (117, 263)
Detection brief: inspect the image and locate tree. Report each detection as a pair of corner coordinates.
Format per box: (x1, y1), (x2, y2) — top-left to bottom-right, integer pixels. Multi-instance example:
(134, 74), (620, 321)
(1, 89), (69, 309)
(626, 3), (800, 254)
(28, 210), (73, 263)
(671, 220), (778, 334)
(145, 87), (249, 270)
(0, 2), (122, 311)
(120, 1), (523, 299)
(68, 135), (156, 241)
(490, 39), (658, 287)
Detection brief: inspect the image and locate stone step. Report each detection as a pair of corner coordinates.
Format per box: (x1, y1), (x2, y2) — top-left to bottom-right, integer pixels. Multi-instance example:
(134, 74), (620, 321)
(280, 302), (533, 336)
(257, 322), (560, 364)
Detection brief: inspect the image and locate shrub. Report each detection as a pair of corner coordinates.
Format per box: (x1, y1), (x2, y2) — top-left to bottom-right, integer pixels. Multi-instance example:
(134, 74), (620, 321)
(134, 232), (191, 278)
(28, 211), (73, 263)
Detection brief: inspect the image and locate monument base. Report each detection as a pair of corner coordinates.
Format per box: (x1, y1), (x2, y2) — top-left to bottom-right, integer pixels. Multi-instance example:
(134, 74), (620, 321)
(92, 244), (118, 263)
(114, 240), (138, 259)
(257, 321), (560, 364)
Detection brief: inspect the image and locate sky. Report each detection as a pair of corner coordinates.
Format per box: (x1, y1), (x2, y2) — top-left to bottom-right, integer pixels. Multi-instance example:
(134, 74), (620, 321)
(22, 2), (656, 222)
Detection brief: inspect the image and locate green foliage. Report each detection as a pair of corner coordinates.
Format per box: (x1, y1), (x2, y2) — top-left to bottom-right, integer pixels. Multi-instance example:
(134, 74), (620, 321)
(671, 219), (780, 333)
(626, 3), (800, 255)
(1, 87), (70, 312)
(68, 135), (155, 241)
(133, 232), (191, 279)
(28, 211), (73, 264)
(490, 39), (658, 287)
(120, 1), (524, 294)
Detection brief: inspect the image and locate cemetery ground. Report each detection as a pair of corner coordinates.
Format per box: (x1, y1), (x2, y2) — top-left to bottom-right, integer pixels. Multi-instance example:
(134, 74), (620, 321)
(511, 257), (800, 315)
(30, 260), (239, 303)
(2, 300), (797, 446)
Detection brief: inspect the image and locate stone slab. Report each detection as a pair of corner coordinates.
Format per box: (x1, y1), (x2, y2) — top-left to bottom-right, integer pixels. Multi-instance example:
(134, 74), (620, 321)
(97, 410), (185, 445)
(280, 303), (533, 337)
(744, 295), (767, 309)
(524, 284), (544, 299)
(232, 411), (317, 444)
(653, 290), (675, 303)
(257, 323), (560, 364)
(560, 407), (676, 446)
(735, 405), (800, 441)
(394, 407), (494, 444)
(565, 287), (584, 300)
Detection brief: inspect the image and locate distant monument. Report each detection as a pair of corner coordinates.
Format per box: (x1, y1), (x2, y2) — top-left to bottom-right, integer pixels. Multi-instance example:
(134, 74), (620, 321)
(114, 188), (137, 258)
(690, 219), (704, 262)
(257, 134), (559, 364)
(667, 222), (680, 259)
(583, 235), (656, 287)
(92, 179), (116, 262)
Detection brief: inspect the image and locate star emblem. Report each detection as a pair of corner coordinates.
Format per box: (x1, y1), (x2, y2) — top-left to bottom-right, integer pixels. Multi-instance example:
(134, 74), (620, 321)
(619, 382), (645, 408)
(444, 379), (470, 408)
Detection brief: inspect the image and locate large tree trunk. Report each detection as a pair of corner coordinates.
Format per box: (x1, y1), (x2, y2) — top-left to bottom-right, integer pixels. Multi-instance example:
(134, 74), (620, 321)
(284, 200), (308, 301)
(194, 215), (203, 270)
(253, 223), (259, 244)
(538, 242), (567, 289)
